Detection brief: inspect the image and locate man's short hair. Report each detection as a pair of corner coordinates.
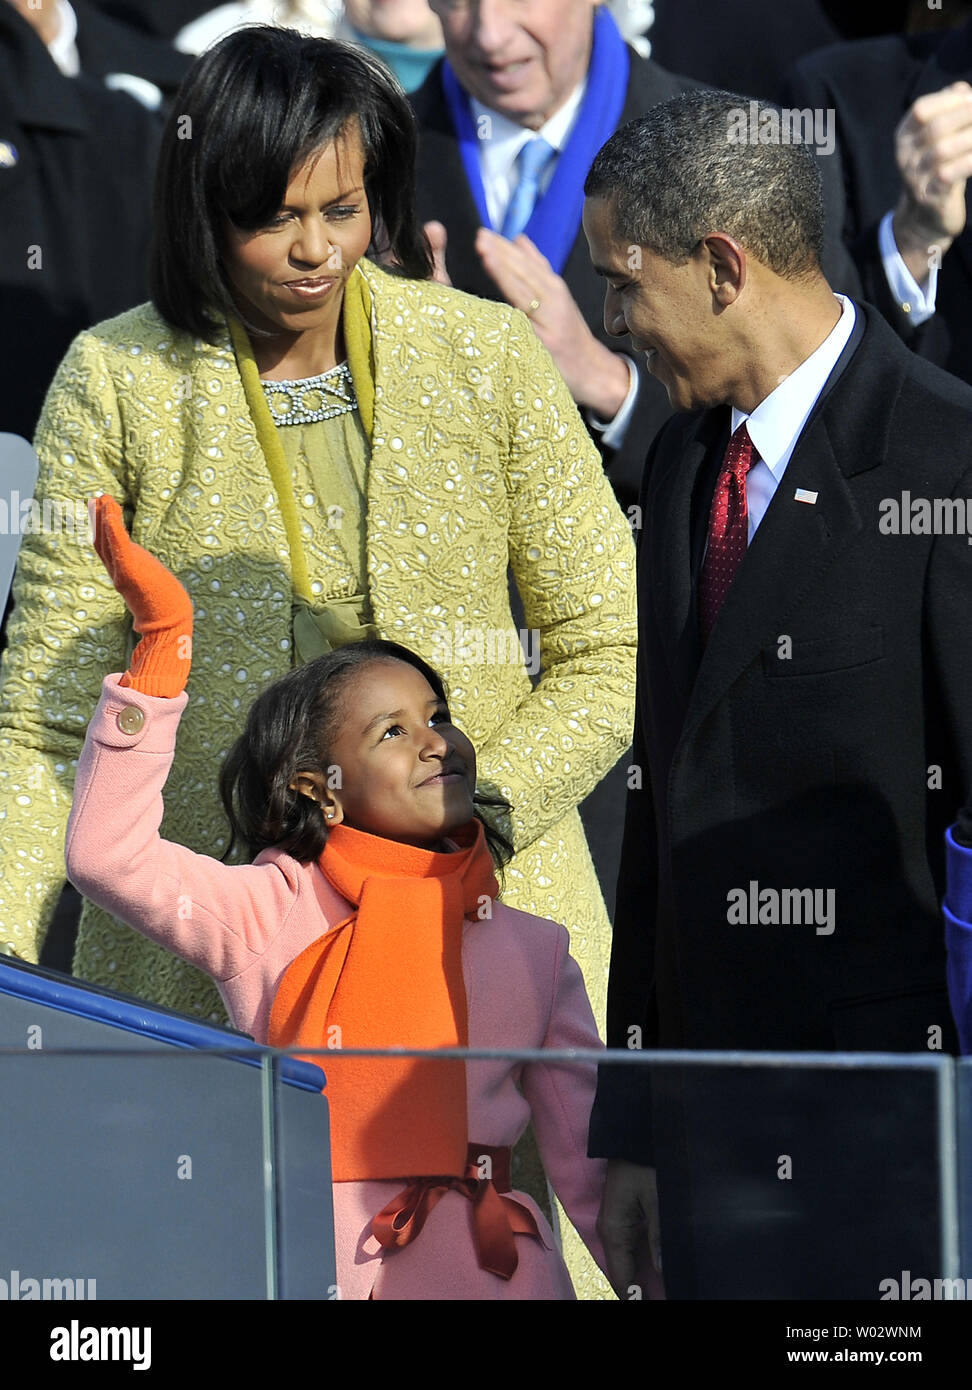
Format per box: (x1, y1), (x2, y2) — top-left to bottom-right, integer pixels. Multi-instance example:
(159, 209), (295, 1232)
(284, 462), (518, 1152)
(585, 90), (825, 278)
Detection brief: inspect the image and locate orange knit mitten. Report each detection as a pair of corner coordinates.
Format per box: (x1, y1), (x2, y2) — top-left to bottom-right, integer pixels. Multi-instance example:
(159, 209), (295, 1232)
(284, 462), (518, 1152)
(90, 495), (193, 698)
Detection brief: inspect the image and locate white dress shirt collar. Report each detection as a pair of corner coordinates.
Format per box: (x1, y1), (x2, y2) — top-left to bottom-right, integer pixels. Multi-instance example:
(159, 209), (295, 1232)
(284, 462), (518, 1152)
(732, 294), (856, 482)
(469, 80), (587, 227)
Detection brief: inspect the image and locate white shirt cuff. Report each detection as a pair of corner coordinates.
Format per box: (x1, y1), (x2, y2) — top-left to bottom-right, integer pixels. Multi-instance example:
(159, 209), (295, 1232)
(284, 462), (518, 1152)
(587, 354), (639, 450)
(879, 209), (939, 327)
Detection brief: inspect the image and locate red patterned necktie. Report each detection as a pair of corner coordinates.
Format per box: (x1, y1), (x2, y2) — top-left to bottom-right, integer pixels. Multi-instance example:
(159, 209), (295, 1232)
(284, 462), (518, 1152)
(698, 422), (759, 642)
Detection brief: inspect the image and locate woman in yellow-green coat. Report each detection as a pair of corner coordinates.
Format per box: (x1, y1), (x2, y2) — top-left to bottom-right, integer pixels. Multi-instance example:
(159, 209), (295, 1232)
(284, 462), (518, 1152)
(0, 33), (634, 1294)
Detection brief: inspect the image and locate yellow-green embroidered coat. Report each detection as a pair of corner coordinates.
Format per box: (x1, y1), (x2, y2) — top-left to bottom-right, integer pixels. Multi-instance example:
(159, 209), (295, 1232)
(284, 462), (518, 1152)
(0, 258), (636, 1030)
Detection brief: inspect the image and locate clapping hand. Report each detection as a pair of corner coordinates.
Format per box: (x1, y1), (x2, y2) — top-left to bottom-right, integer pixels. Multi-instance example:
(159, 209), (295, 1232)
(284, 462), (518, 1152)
(893, 81), (972, 286)
(474, 228), (632, 421)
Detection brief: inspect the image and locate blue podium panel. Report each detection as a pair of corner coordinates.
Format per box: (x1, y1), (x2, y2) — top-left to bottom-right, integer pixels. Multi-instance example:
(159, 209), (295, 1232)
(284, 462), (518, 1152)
(651, 1056), (951, 1300)
(0, 1053), (270, 1299)
(0, 957), (335, 1300)
(274, 1061), (337, 1302)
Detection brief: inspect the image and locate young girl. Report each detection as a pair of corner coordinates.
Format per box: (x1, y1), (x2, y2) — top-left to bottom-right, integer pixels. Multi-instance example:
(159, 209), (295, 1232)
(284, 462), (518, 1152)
(65, 496), (609, 1300)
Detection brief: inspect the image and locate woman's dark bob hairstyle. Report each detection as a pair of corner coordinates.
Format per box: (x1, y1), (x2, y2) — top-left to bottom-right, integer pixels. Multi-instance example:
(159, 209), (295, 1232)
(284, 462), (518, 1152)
(219, 639), (515, 871)
(150, 25), (433, 340)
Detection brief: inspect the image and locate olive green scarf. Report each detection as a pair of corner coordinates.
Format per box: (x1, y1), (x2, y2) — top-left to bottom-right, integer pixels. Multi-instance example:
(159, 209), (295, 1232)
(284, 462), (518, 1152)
(229, 263), (377, 663)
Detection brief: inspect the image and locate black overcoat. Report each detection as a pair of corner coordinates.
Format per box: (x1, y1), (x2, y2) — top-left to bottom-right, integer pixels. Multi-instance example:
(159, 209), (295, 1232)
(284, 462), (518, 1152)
(591, 304), (972, 1162)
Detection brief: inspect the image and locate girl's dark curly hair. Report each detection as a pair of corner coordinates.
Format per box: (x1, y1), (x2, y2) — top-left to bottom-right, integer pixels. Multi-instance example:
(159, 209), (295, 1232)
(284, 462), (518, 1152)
(219, 640), (514, 871)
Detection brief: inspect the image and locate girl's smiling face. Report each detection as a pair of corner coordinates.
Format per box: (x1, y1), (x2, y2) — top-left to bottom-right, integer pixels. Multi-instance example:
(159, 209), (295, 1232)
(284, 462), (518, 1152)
(296, 659), (477, 850)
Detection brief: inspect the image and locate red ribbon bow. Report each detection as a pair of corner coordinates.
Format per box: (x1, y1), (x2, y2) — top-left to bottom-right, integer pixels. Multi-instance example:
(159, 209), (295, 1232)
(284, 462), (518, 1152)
(371, 1143), (545, 1280)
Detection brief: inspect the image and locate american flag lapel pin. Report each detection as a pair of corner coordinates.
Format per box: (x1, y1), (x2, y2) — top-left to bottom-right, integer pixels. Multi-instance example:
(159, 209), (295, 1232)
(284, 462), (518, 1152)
(794, 488), (818, 504)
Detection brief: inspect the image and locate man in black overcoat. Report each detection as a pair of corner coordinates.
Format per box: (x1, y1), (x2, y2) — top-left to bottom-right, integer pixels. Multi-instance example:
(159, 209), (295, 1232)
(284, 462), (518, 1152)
(0, 2), (165, 440)
(780, 14), (972, 389)
(582, 90), (972, 1297)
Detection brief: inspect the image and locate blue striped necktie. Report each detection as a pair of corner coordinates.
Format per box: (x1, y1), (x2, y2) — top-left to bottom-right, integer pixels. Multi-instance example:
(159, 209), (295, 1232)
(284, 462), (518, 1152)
(500, 137), (556, 241)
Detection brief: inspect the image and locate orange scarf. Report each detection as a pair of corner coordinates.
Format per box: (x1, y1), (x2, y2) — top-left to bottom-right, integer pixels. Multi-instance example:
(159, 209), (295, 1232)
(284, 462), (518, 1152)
(268, 819), (498, 1182)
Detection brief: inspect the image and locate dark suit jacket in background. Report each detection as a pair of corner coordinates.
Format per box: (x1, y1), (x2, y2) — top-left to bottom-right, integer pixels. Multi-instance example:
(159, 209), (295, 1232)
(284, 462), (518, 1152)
(590, 304), (972, 1170)
(88, 0), (215, 41)
(71, 0), (193, 96)
(411, 51), (695, 512)
(649, 0), (845, 100)
(780, 20), (972, 389)
(0, 5), (161, 440)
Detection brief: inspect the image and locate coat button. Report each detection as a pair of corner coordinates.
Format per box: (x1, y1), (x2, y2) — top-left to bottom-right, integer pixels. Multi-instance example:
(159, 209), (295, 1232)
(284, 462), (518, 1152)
(116, 705), (145, 734)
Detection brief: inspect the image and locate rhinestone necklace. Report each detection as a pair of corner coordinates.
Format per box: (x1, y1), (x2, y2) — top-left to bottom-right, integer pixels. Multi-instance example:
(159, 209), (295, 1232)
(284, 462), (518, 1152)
(261, 362), (357, 426)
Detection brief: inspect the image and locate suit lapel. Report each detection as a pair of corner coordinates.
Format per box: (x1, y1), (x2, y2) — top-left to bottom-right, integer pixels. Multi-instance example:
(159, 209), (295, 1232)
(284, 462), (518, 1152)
(651, 411), (725, 707)
(679, 306), (873, 741)
(682, 419), (862, 743)
(1, 8), (89, 136)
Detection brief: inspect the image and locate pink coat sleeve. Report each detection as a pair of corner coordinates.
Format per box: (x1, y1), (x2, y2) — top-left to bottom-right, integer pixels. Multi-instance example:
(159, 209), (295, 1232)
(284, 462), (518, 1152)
(65, 675), (302, 981)
(519, 926), (609, 1276)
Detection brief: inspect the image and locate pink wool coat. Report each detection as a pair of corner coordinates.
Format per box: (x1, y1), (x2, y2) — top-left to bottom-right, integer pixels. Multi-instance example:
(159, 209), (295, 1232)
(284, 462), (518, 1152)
(65, 676), (609, 1300)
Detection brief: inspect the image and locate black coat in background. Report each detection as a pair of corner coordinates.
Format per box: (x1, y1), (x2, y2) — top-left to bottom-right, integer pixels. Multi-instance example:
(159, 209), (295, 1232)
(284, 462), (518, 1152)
(71, 0), (194, 95)
(411, 51), (695, 513)
(0, 5), (161, 442)
(88, 0), (215, 41)
(780, 20), (972, 389)
(649, 0), (845, 100)
(590, 304), (972, 1168)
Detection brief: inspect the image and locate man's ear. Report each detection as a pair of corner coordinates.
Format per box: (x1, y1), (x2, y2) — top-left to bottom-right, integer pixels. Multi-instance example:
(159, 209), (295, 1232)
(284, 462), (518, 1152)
(702, 232), (746, 305)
